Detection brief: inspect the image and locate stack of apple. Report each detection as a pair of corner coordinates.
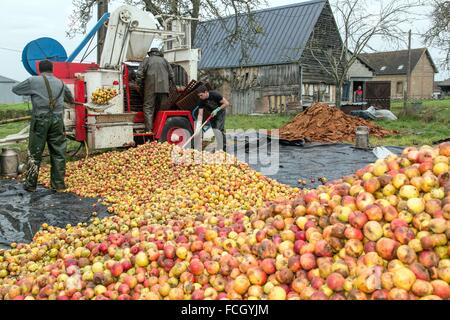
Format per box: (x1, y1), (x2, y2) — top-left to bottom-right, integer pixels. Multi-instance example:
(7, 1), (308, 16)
(0, 142), (448, 300)
(38, 142), (298, 217)
(256, 142), (449, 300)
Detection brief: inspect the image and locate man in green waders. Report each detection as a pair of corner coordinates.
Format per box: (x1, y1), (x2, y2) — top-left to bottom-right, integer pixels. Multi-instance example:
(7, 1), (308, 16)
(12, 60), (75, 192)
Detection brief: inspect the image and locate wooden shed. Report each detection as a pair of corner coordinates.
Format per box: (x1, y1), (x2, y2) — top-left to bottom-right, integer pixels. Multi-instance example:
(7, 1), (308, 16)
(194, 0), (343, 114)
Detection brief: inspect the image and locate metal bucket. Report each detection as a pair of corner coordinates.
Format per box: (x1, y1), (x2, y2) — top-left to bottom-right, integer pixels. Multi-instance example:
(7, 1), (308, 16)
(0, 148), (19, 177)
(355, 126), (369, 149)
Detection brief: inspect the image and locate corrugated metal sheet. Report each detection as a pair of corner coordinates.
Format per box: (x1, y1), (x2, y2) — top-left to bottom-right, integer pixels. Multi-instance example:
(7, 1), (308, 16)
(0, 83), (24, 104)
(0, 75), (18, 83)
(437, 78), (450, 87)
(0, 75), (23, 104)
(195, 0), (326, 69)
(360, 49), (438, 76)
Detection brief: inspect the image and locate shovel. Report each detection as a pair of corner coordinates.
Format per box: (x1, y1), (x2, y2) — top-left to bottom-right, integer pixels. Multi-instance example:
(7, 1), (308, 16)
(182, 114), (214, 149)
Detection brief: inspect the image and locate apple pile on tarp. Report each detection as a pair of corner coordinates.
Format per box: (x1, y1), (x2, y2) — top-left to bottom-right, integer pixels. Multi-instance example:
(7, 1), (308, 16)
(0, 142), (448, 300)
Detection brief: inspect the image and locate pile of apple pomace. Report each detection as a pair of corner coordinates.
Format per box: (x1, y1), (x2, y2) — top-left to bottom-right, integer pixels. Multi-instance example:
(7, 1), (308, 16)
(0, 142), (449, 300)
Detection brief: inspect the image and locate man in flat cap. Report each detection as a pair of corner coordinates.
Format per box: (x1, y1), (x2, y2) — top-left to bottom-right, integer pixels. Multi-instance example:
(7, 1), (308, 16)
(136, 48), (174, 133)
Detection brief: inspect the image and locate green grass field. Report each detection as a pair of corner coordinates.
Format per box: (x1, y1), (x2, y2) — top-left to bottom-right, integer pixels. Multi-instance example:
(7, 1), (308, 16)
(1, 101), (449, 149)
(391, 98), (450, 109)
(0, 103), (30, 112)
(371, 99), (450, 147)
(0, 121), (29, 140)
(226, 114), (294, 130)
(0, 103), (31, 122)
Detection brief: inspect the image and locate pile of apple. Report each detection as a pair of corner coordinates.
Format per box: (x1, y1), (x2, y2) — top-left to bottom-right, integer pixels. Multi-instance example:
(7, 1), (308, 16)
(39, 142), (298, 217)
(0, 142), (448, 300)
(91, 88), (118, 105)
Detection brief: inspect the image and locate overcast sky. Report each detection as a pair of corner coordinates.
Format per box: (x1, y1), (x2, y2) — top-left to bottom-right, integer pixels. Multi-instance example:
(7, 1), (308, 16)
(0, 0), (447, 82)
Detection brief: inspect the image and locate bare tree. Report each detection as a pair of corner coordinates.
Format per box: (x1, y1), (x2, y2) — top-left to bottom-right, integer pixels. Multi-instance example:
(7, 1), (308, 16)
(67, 0), (266, 49)
(67, 0), (98, 39)
(424, 0), (450, 70)
(308, 0), (424, 108)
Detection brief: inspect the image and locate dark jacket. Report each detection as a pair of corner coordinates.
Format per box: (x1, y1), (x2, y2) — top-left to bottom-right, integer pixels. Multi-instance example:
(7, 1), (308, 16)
(136, 52), (174, 94)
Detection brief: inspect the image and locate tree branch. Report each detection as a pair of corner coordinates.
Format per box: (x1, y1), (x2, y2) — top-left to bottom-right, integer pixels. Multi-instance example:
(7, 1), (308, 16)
(423, 0), (450, 69)
(307, 0), (425, 107)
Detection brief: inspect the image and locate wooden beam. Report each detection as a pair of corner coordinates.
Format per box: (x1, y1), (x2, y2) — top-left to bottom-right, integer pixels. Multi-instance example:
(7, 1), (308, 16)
(97, 0), (109, 64)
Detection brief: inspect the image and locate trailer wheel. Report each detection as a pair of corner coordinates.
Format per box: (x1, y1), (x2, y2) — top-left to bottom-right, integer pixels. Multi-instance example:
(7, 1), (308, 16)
(159, 117), (194, 148)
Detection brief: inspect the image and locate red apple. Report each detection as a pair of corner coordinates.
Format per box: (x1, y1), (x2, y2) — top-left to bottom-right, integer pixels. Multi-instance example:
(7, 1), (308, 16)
(314, 240), (333, 257)
(287, 256), (302, 273)
(349, 211), (369, 229)
(163, 245), (176, 259)
(111, 263), (124, 277)
(376, 238), (399, 260)
(344, 227), (364, 241)
(419, 251), (439, 268)
(431, 280), (450, 299)
(300, 253), (317, 271)
(439, 142), (450, 156)
(412, 280), (434, 297)
(326, 273), (345, 292)
(247, 267), (267, 286)
(363, 178), (381, 193)
(364, 204), (383, 221)
(356, 192), (376, 211)
(233, 275), (251, 295)
(261, 259), (276, 275)
(394, 226), (415, 244)
(189, 259), (204, 276)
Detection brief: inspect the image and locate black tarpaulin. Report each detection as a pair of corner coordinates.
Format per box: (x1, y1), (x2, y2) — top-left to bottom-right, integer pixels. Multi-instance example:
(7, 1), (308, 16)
(251, 143), (404, 188)
(226, 132), (404, 188)
(0, 180), (109, 249)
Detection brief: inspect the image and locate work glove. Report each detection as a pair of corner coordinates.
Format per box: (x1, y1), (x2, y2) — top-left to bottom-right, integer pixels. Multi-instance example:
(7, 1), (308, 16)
(211, 107), (222, 118)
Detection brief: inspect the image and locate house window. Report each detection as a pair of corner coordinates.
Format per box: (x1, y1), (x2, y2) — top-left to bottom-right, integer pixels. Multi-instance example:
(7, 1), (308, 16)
(396, 81), (404, 94)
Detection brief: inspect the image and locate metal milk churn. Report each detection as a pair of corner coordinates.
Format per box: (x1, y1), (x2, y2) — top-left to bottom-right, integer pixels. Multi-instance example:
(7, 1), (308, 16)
(0, 148), (19, 177)
(355, 126), (369, 149)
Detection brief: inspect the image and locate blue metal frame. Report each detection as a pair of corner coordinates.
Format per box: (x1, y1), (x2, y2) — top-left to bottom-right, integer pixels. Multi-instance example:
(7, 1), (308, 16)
(66, 12), (111, 62)
(22, 38), (68, 75)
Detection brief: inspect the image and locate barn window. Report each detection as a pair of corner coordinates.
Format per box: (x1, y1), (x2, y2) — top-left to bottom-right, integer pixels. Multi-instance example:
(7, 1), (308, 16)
(396, 81), (404, 94)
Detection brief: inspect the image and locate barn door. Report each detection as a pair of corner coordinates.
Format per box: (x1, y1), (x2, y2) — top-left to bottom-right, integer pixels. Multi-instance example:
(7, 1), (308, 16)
(365, 81), (391, 109)
(231, 89), (261, 114)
